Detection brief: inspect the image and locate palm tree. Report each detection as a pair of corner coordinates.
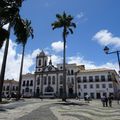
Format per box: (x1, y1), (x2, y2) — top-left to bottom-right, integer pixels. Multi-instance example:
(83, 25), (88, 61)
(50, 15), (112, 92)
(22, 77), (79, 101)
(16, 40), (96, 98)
(14, 18), (33, 99)
(51, 12), (76, 101)
(0, 0), (24, 102)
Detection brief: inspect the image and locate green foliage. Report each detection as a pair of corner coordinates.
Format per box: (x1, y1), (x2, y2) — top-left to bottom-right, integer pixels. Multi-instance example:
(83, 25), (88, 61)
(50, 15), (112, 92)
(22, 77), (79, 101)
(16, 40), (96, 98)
(52, 12), (76, 36)
(14, 18), (34, 45)
(0, 27), (9, 49)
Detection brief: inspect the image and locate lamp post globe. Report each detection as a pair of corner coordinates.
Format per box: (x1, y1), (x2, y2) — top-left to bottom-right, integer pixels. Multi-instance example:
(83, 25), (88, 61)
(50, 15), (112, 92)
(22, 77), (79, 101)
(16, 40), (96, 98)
(104, 46), (109, 54)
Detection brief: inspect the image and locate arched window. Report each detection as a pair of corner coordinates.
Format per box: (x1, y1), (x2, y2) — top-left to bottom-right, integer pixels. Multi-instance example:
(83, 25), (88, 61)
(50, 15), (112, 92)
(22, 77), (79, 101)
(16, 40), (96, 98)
(45, 86), (54, 92)
(48, 76), (51, 84)
(45, 60), (47, 66)
(39, 59), (41, 66)
(71, 70), (74, 75)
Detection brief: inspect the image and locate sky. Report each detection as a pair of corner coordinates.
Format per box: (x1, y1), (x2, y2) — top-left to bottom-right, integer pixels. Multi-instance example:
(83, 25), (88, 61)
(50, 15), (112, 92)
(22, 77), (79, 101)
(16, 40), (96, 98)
(0, 0), (120, 80)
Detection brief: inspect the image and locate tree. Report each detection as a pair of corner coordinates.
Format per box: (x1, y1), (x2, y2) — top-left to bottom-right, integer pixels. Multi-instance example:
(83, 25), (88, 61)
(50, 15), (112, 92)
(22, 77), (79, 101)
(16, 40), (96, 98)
(51, 12), (76, 101)
(0, 0), (24, 102)
(14, 18), (33, 99)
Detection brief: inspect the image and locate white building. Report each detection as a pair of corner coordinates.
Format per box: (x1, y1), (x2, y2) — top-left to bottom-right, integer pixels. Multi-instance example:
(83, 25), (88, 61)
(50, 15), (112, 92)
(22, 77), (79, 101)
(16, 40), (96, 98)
(2, 79), (18, 97)
(21, 51), (120, 99)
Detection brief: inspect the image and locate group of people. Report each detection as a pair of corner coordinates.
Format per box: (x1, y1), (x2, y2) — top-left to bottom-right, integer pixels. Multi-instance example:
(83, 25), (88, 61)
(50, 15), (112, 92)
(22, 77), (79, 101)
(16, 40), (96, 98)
(101, 94), (113, 107)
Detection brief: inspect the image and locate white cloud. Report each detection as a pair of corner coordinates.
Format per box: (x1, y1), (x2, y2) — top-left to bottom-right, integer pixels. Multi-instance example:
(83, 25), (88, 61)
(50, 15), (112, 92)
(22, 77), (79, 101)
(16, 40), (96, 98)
(51, 41), (63, 52)
(68, 55), (119, 72)
(76, 12), (84, 19)
(93, 29), (120, 47)
(51, 55), (62, 66)
(0, 40), (40, 80)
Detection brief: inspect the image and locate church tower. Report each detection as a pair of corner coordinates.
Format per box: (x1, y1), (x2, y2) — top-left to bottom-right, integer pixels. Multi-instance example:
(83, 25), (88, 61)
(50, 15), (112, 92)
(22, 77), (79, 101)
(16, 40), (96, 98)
(36, 50), (48, 72)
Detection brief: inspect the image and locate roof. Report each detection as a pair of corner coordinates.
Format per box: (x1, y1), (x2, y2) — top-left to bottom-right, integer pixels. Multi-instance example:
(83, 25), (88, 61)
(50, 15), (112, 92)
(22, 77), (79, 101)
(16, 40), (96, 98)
(4, 79), (18, 84)
(79, 68), (115, 73)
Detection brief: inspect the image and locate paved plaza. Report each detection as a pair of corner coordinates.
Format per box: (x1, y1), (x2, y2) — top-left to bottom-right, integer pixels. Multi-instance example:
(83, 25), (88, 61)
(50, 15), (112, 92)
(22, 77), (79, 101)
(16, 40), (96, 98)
(0, 99), (120, 120)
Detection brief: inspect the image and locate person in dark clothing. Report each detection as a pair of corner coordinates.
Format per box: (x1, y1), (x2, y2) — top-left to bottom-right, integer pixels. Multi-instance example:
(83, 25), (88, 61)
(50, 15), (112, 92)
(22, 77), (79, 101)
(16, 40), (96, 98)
(105, 95), (108, 107)
(101, 95), (105, 107)
(108, 95), (113, 107)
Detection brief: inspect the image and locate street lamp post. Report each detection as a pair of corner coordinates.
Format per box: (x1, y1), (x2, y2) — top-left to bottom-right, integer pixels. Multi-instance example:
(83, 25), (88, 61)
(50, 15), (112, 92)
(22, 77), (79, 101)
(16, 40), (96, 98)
(104, 46), (120, 74)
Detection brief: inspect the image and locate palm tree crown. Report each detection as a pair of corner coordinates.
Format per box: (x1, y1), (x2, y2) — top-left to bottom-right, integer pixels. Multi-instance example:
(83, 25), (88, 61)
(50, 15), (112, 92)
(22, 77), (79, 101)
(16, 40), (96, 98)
(52, 12), (76, 37)
(14, 18), (34, 45)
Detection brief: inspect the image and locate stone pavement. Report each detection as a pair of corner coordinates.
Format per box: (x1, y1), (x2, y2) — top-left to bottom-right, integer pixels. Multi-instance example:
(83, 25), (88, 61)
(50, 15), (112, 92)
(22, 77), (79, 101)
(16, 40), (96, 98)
(51, 99), (120, 120)
(0, 99), (120, 120)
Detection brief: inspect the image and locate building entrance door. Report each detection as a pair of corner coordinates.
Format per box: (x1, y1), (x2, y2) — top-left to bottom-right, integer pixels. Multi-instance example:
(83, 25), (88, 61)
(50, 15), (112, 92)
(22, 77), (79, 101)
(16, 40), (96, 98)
(68, 88), (73, 98)
(96, 93), (100, 99)
(59, 87), (63, 97)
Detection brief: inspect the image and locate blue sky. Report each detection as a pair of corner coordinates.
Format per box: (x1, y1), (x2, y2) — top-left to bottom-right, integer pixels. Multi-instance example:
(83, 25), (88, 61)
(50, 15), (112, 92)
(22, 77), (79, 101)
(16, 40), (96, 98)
(1, 0), (120, 80)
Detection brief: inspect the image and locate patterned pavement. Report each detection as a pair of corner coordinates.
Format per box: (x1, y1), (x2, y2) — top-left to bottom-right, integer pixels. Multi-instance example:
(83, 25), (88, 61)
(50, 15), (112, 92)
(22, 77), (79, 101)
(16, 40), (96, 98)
(51, 100), (120, 120)
(1, 99), (120, 120)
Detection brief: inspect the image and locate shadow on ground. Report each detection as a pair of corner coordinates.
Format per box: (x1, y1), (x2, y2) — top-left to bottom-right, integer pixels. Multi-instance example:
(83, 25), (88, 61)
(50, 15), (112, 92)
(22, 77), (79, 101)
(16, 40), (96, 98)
(54, 101), (89, 106)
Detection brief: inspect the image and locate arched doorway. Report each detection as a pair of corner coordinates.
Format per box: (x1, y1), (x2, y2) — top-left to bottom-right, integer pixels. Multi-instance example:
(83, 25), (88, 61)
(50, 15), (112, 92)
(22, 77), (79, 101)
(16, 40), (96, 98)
(59, 87), (63, 97)
(68, 87), (73, 98)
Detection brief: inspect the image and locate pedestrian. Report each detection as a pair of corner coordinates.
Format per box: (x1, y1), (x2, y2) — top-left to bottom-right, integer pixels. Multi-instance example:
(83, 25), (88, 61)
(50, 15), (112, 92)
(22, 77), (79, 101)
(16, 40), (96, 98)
(117, 93), (120, 104)
(108, 95), (113, 107)
(78, 92), (80, 101)
(105, 95), (108, 107)
(101, 95), (105, 107)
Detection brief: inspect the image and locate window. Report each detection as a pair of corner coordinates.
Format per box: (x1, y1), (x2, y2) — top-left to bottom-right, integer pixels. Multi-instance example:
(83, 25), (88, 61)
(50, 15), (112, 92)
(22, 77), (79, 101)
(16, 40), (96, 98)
(68, 70), (70, 75)
(95, 76), (99, 82)
(67, 77), (70, 83)
(60, 66), (63, 69)
(25, 87), (29, 92)
(37, 77), (40, 85)
(71, 70), (74, 75)
(48, 76), (51, 85)
(78, 85), (80, 89)
(6, 86), (9, 91)
(71, 77), (74, 84)
(108, 75), (112, 81)
(109, 83), (113, 88)
(44, 76), (47, 85)
(26, 80), (29, 86)
(3, 86), (5, 91)
(102, 84), (106, 88)
(13, 86), (15, 91)
(101, 75), (105, 82)
(52, 76), (55, 84)
(45, 86), (54, 92)
(39, 59), (41, 66)
(45, 60), (47, 66)
(30, 89), (32, 93)
(90, 93), (94, 99)
(22, 89), (24, 94)
(30, 80), (33, 86)
(89, 76), (93, 82)
(90, 84), (93, 89)
(96, 84), (99, 88)
(84, 84), (87, 89)
(22, 81), (25, 86)
(83, 76), (87, 82)
(16, 86), (18, 91)
(60, 75), (63, 84)
(77, 77), (81, 83)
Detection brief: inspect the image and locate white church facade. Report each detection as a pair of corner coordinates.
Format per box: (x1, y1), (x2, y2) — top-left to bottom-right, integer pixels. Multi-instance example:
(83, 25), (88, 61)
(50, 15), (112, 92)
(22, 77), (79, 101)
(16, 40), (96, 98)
(21, 51), (120, 99)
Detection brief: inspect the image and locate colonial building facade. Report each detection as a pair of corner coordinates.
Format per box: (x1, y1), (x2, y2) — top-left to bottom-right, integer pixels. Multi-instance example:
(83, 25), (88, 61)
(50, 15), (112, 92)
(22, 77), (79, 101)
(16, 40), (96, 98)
(21, 51), (120, 99)
(2, 79), (18, 97)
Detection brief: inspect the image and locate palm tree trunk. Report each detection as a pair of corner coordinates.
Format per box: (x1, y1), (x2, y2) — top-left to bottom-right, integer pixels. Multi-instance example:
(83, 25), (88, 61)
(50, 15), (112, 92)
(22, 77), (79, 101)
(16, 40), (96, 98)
(62, 28), (67, 102)
(0, 25), (10, 102)
(18, 44), (25, 100)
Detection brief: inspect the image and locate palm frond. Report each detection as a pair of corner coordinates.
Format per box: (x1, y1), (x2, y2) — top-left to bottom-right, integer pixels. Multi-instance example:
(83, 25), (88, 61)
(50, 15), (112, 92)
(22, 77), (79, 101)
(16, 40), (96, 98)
(71, 22), (76, 28)
(68, 28), (73, 34)
(0, 27), (9, 49)
(14, 18), (34, 45)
